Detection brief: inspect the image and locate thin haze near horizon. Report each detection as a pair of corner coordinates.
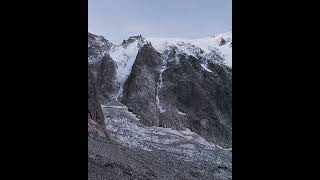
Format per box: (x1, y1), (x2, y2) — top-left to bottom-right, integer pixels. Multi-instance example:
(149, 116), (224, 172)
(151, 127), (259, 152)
(89, 0), (232, 44)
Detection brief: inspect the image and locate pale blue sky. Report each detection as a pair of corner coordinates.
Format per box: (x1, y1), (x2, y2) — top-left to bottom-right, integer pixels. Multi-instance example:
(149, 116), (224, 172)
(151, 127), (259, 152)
(89, 0), (232, 43)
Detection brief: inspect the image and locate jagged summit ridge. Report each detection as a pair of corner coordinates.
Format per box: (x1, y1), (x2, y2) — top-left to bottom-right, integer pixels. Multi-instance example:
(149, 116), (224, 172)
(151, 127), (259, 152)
(121, 34), (146, 48)
(148, 31), (232, 67)
(88, 32), (114, 64)
(88, 31), (232, 68)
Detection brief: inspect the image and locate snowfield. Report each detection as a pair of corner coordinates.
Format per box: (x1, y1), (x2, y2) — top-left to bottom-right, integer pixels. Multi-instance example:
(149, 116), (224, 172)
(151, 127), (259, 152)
(148, 31), (232, 67)
(109, 41), (141, 98)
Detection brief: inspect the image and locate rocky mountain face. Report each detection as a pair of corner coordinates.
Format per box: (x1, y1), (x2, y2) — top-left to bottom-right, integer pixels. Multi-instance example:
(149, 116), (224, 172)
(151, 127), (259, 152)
(161, 55), (232, 147)
(88, 31), (232, 179)
(121, 35), (145, 48)
(88, 68), (105, 130)
(88, 32), (114, 64)
(88, 32), (118, 103)
(121, 43), (163, 126)
(120, 43), (232, 147)
(96, 55), (117, 103)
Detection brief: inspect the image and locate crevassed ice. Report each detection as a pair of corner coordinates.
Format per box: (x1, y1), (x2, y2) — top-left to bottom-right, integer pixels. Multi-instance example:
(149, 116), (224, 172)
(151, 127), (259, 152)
(102, 103), (232, 163)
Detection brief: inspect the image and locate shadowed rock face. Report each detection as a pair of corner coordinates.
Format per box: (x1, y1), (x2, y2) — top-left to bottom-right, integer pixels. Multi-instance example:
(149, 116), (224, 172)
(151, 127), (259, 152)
(88, 68), (105, 126)
(121, 43), (162, 126)
(96, 54), (117, 103)
(88, 32), (118, 104)
(121, 43), (232, 147)
(160, 57), (232, 147)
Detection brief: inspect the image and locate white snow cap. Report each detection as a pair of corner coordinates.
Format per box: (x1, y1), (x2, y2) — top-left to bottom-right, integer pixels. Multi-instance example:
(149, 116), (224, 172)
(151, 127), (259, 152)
(108, 31), (232, 98)
(147, 31), (232, 67)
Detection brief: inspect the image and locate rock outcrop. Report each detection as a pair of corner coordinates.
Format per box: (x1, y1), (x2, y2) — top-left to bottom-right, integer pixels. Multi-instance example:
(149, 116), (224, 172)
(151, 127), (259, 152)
(121, 43), (232, 147)
(121, 43), (162, 126)
(96, 54), (117, 103)
(88, 68), (105, 127)
(88, 32), (113, 64)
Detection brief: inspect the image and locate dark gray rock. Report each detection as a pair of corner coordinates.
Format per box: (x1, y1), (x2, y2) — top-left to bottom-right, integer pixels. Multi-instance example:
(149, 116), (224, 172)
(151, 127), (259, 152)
(88, 32), (113, 63)
(219, 38), (227, 46)
(121, 43), (162, 126)
(89, 135), (231, 180)
(160, 56), (232, 147)
(88, 67), (105, 127)
(121, 43), (232, 147)
(88, 109), (232, 180)
(96, 54), (117, 103)
(88, 32), (118, 103)
(121, 35), (145, 48)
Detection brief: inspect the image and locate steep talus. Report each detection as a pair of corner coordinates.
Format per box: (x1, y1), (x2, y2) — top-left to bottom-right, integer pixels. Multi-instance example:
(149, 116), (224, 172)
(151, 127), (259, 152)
(89, 132), (231, 180)
(88, 101), (232, 180)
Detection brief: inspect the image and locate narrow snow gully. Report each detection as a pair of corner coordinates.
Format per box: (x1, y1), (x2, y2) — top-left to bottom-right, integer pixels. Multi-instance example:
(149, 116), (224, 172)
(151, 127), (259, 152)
(109, 41), (143, 100)
(156, 67), (166, 113)
(155, 56), (168, 114)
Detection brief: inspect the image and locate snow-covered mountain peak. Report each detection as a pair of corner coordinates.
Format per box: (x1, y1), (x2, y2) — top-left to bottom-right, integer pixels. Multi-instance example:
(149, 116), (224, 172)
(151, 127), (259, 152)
(88, 31), (232, 98)
(120, 34), (146, 49)
(146, 31), (232, 67)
